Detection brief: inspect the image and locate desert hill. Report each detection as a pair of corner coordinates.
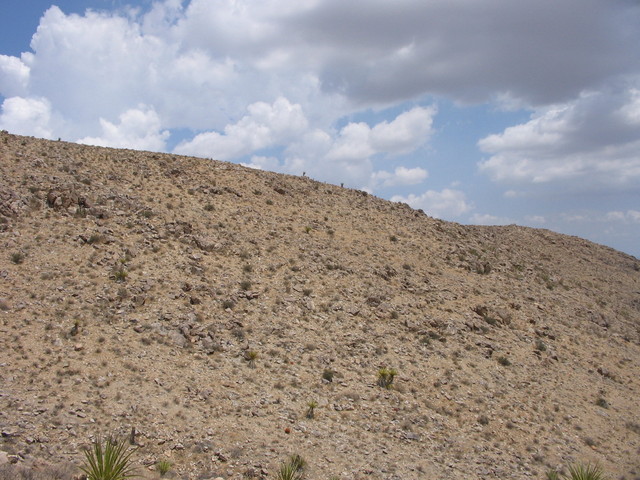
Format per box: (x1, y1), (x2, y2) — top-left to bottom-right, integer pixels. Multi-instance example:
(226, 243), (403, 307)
(0, 131), (639, 480)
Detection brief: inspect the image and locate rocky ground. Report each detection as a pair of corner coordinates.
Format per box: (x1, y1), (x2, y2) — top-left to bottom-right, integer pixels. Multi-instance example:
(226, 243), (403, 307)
(0, 131), (639, 480)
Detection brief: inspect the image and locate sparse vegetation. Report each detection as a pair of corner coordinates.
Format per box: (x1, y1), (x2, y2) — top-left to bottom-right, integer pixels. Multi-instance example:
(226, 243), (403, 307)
(547, 462), (607, 480)
(306, 400), (318, 419)
(245, 350), (258, 368)
(497, 355), (511, 366)
(275, 454), (306, 480)
(10, 252), (25, 264)
(156, 459), (172, 476)
(377, 367), (397, 389)
(80, 435), (138, 480)
(111, 266), (128, 282)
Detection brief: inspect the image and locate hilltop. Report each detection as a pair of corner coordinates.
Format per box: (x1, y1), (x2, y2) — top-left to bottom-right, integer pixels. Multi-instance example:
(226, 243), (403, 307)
(0, 131), (639, 480)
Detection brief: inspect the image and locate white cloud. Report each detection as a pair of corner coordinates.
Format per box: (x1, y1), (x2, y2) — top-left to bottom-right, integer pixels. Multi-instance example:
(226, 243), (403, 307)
(241, 155), (281, 171)
(369, 106), (436, 154)
(326, 122), (374, 163)
(392, 188), (472, 219)
(326, 106), (435, 163)
(478, 87), (640, 189)
(174, 97), (308, 159)
(371, 166), (428, 188)
(0, 96), (54, 139)
(0, 55), (30, 97)
(77, 106), (169, 151)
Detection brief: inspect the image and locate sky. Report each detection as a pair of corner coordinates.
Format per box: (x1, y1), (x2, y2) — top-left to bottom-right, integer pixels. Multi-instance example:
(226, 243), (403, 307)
(1, 1), (639, 258)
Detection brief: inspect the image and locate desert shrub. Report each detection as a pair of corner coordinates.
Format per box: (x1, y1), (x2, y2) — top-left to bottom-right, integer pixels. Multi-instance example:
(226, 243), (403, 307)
(156, 459), (172, 476)
(275, 454), (306, 480)
(10, 252), (25, 264)
(377, 367), (397, 389)
(306, 400), (318, 419)
(497, 356), (511, 366)
(245, 350), (258, 368)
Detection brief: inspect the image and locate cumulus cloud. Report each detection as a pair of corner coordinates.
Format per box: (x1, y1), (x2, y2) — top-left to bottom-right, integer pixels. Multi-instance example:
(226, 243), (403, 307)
(78, 106), (169, 151)
(478, 86), (640, 189)
(392, 188), (472, 219)
(0, 55), (30, 97)
(175, 102), (434, 192)
(369, 106), (436, 154)
(174, 97), (308, 160)
(0, 96), (54, 139)
(326, 106), (435, 162)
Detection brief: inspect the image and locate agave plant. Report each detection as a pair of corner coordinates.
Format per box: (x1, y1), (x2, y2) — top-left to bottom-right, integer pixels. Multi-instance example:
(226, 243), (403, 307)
(80, 436), (138, 480)
(547, 462), (607, 480)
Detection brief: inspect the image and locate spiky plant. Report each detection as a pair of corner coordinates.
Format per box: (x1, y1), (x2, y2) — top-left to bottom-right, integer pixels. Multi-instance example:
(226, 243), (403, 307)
(547, 463), (607, 480)
(275, 454), (306, 480)
(80, 436), (138, 480)
(156, 459), (172, 476)
(565, 463), (607, 480)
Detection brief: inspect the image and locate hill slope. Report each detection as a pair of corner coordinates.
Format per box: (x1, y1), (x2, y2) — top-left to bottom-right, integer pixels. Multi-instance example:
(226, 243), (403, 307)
(0, 131), (639, 480)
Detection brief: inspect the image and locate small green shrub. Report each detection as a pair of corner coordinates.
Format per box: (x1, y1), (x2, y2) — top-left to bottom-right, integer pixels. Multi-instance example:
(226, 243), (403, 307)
(497, 356), (511, 366)
(80, 435), (138, 480)
(322, 369), (334, 382)
(245, 350), (258, 368)
(377, 367), (397, 389)
(10, 252), (25, 264)
(112, 267), (128, 283)
(156, 459), (172, 476)
(306, 400), (318, 419)
(535, 339), (547, 352)
(275, 455), (306, 480)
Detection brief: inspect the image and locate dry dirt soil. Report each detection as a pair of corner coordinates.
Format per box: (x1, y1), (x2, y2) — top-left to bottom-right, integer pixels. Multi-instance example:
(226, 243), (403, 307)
(0, 131), (639, 480)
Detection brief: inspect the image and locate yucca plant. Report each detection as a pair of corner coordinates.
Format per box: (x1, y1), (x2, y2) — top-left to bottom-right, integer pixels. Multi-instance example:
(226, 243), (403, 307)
(547, 462), (607, 480)
(275, 454), (306, 480)
(81, 436), (138, 480)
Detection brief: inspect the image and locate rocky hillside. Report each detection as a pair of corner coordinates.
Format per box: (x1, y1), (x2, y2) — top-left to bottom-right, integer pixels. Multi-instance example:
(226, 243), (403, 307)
(0, 131), (639, 480)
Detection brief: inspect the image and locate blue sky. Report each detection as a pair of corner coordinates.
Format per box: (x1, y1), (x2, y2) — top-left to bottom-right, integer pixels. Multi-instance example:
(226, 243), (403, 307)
(1, 0), (639, 258)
